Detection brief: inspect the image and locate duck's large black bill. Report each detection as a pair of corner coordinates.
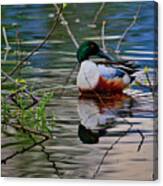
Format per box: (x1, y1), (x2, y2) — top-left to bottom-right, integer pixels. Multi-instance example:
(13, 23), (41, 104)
(97, 50), (113, 61)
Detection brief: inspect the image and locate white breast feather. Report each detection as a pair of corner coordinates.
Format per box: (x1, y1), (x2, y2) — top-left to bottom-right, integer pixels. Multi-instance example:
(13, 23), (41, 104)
(77, 60), (100, 90)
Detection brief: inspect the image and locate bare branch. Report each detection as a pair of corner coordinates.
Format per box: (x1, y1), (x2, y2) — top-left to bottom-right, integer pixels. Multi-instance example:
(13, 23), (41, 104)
(53, 4), (80, 95)
(92, 124), (133, 179)
(15, 28), (22, 62)
(137, 129), (145, 152)
(101, 20), (107, 52)
(54, 4), (79, 49)
(2, 27), (11, 62)
(28, 134), (62, 178)
(92, 2), (105, 24)
(1, 70), (17, 85)
(2, 70), (39, 108)
(2, 27), (11, 50)
(59, 63), (79, 96)
(6, 122), (50, 139)
(39, 143), (62, 178)
(116, 4), (142, 53)
(144, 71), (155, 98)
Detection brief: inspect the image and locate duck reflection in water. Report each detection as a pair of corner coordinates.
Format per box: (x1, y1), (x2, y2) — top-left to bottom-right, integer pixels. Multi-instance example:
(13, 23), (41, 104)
(77, 94), (133, 144)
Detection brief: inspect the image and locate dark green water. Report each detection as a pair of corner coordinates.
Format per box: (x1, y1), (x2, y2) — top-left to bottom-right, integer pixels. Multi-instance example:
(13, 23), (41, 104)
(1, 2), (157, 180)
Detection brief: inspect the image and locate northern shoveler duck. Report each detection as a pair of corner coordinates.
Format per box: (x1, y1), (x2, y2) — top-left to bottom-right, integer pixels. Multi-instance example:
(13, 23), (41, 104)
(77, 41), (137, 95)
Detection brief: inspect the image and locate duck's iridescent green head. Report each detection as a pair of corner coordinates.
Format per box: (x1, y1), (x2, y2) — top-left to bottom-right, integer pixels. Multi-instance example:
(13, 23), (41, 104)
(77, 41), (112, 63)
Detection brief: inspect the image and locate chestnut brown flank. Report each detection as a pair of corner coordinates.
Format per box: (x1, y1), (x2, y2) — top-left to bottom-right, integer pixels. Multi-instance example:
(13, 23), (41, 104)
(79, 76), (128, 95)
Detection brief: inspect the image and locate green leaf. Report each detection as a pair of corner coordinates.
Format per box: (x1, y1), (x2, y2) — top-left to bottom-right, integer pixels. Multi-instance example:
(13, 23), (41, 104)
(144, 66), (149, 74)
(16, 78), (26, 84)
(63, 3), (67, 9)
(133, 81), (142, 86)
(144, 79), (148, 85)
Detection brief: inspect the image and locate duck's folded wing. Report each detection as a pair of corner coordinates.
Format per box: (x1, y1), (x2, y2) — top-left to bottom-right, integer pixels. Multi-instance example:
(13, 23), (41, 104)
(98, 64), (132, 85)
(112, 60), (139, 75)
(98, 65), (124, 79)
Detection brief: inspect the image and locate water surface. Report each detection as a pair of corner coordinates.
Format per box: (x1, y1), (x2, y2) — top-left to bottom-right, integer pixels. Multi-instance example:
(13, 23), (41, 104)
(1, 2), (158, 180)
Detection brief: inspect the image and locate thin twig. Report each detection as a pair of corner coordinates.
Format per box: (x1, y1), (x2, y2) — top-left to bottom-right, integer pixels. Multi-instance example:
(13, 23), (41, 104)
(92, 124), (133, 179)
(2, 26), (11, 50)
(2, 5), (63, 83)
(6, 122), (50, 139)
(101, 20), (107, 52)
(54, 4), (79, 49)
(40, 143), (62, 178)
(145, 71), (155, 98)
(1, 69), (19, 85)
(59, 63), (79, 96)
(136, 129), (145, 152)
(15, 28), (22, 62)
(116, 4), (142, 53)
(54, 4), (80, 95)
(1, 137), (47, 164)
(92, 2), (105, 24)
(2, 26), (11, 62)
(3, 48), (10, 62)
(2, 70), (39, 108)
(28, 133), (62, 178)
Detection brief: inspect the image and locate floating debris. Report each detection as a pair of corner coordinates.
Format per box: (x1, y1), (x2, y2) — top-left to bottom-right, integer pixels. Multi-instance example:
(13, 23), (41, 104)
(75, 18), (80, 23)
(83, 35), (122, 41)
(87, 24), (97, 28)
(48, 13), (55, 18)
